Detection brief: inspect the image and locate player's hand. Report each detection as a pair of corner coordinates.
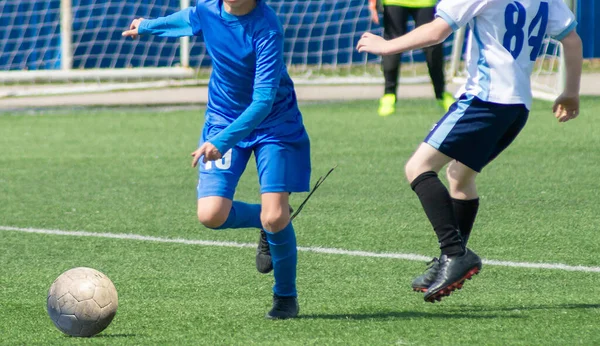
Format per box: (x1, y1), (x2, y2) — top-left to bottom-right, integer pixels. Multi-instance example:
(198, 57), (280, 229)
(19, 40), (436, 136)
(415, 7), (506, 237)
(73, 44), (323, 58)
(191, 142), (222, 167)
(122, 18), (144, 39)
(369, 6), (379, 25)
(356, 32), (389, 55)
(552, 93), (580, 123)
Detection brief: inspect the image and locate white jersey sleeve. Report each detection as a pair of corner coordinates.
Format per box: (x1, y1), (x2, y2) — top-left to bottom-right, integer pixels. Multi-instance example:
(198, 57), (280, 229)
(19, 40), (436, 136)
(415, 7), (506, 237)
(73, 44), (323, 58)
(547, 0), (577, 40)
(435, 0), (490, 31)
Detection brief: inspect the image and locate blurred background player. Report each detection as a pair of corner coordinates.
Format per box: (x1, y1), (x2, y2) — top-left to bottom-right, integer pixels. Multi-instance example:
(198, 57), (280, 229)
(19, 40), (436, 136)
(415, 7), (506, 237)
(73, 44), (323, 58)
(368, 0), (455, 116)
(358, 0), (582, 301)
(122, 0), (311, 319)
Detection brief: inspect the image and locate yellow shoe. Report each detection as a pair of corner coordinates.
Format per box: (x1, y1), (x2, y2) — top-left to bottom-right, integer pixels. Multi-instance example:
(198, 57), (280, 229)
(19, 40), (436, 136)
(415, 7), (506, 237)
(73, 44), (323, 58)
(438, 92), (456, 112)
(378, 94), (396, 117)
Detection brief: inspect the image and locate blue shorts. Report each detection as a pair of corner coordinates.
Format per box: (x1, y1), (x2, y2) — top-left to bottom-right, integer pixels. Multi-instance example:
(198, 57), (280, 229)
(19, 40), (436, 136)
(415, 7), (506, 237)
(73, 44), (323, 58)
(197, 118), (311, 199)
(425, 94), (529, 172)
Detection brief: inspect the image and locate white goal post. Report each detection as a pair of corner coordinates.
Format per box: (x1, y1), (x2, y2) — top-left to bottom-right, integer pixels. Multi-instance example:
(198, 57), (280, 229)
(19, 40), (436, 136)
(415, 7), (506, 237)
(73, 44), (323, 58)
(0, 0), (572, 99)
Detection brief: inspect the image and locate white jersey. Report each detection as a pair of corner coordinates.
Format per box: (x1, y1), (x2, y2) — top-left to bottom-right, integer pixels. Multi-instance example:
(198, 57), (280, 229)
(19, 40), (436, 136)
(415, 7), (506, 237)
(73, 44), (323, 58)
(436, 0), (577, 109)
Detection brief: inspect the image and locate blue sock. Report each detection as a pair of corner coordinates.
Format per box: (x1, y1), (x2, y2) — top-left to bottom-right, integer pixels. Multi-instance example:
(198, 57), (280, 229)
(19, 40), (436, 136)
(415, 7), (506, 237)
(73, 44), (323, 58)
(215, 201), (262, 230)
(265, 223), (297, 297)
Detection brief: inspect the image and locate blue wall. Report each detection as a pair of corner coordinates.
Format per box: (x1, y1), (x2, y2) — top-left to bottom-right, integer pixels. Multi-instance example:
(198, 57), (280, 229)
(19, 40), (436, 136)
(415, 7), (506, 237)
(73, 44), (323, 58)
(577, 0), (599, 58)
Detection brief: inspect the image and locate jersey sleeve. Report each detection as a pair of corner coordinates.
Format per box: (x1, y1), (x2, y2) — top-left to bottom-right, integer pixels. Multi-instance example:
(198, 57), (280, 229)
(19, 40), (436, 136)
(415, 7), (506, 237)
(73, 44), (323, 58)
(253, 32), (284, 89)
(207, 33), (283, 153)
(138, 6), (202, 37)
(435, 0), (490, 31)
(547, 0), (577, 40)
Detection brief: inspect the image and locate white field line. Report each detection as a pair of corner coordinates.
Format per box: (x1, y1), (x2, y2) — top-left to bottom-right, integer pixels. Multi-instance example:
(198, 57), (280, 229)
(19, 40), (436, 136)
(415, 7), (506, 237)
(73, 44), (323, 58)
(2, 226), (600, 273)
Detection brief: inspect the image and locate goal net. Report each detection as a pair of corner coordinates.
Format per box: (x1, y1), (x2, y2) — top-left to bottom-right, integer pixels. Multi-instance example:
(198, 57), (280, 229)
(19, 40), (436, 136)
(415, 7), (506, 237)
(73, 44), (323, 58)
(0, 0), (564, 99)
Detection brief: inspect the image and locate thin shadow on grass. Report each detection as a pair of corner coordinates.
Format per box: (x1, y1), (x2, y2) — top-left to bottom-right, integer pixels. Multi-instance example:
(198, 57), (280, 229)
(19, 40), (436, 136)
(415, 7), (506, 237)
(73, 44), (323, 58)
(451, 303), (600, 313)
(299, 311), (523, 320)
(93, 333), (140, 338)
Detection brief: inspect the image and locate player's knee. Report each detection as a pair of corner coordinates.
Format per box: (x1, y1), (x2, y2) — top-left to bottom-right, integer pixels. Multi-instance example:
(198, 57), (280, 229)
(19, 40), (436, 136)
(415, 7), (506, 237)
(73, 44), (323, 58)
(261, 210), (289, 233)
(405, 159), (420, 183)
(197, 206), (229, 229)
(446, 165), (477, 199)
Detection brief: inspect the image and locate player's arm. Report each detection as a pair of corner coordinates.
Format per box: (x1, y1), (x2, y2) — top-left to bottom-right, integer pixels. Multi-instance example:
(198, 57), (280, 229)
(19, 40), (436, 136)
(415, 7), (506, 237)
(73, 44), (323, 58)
(368, 0), (380, 25)
(547, 0), (581, 122)
(191, 32), (283, 166)
(357, 17), (452, 55)
(122, 6), (202, 39)
(357, 0), (488, 56)
(553, 30), (582, 122)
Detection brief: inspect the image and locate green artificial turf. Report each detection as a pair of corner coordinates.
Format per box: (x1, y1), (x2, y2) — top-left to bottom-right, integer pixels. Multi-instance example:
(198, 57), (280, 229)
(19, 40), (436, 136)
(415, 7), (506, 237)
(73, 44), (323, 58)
(1, 97), (600, 345)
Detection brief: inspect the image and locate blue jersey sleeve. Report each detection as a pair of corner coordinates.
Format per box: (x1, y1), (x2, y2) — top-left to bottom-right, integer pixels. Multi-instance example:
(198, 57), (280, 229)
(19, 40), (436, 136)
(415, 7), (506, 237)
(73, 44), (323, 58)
(207, 33), (284, 154)
(253, 32), (284, 88)
(138, 7), (202, 37)
(208, 87), (277, 154)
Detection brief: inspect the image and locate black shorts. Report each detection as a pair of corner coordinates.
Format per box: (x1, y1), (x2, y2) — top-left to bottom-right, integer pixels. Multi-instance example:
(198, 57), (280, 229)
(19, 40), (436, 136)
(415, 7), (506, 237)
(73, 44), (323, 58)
(424, 94), (529, 172)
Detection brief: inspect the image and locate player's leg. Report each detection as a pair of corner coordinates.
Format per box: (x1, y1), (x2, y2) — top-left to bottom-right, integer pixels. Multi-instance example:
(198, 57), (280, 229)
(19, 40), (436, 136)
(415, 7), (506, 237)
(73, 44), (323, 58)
(379, 5), (409, 117)
(261, 192), (299, 319)
(256, 195), (293, 275)
(415, 97), (529, 301)
(447, 102), (528, 250)
(196, 127), (260, 230)
(414, 6), (454, 111)
(448, 102), (529, 246)
(254, 124), (311, 319)
(405, 143), (463, 256)
(446, 161), (479, 247)
(408, 95), (490, 301)
(406, 143), (465, 293)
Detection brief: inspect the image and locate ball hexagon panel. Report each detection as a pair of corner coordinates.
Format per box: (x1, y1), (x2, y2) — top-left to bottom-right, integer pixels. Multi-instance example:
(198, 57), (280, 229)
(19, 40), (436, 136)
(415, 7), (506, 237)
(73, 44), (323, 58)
(69, 279), (96, 302)
(93, 286), (117, 309)
(57, 293), (78, 315)
(74, 299), (102, 323)
(56, 314), (81, 336)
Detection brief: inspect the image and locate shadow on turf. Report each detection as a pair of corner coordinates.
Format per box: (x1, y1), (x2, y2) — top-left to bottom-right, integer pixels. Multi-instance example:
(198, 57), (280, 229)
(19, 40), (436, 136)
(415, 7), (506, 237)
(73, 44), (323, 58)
(299, 311), (523, 320)
(452, 303), (600, 313)
(93, 333), (139, 338)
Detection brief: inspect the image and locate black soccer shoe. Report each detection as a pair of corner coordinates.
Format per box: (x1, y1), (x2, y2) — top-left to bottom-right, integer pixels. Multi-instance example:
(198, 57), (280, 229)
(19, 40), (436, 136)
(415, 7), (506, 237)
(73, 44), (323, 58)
(424, 248), (482, 303)
(265, 294), (299, 320)
(411, 258), (441, 292)
(256, 205), (294, 274)
(256, 229), (273, 274)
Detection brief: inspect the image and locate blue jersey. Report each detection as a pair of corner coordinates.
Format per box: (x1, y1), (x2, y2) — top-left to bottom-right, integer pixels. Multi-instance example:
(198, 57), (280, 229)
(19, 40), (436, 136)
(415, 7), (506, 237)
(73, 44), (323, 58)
(196, 1), (299, 129)
(140, 0), (300, 130)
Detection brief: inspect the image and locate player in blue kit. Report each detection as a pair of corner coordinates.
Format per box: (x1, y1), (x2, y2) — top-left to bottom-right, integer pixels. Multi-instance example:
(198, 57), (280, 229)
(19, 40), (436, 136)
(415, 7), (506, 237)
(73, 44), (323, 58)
(357, 0), (582, 302)
(122, 0), (309, 319)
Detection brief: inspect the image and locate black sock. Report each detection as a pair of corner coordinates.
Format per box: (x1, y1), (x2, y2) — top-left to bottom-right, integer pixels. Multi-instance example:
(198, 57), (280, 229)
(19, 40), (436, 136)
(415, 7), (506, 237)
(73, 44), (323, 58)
(410, 171), (463, 256)
(452, 198), (480, 248)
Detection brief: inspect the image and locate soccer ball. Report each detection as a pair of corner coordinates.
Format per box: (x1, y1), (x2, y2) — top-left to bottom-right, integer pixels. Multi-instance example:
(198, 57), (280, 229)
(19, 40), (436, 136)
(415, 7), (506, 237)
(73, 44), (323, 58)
(46, 267), (118, 337)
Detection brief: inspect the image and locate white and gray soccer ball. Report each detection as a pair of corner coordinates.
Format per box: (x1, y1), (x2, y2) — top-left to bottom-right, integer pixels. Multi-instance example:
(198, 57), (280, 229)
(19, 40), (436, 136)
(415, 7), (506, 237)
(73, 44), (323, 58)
(47, 267), (118, 337)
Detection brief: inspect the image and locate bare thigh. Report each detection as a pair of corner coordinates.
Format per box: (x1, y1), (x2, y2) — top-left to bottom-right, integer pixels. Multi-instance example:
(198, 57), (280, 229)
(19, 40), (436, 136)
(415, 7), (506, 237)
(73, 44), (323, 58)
(405, 142), (454, 183)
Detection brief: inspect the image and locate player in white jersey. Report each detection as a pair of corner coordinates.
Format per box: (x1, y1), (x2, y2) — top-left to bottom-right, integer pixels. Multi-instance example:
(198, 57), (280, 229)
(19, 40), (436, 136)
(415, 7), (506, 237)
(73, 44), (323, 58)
(357, 0), (582, 302)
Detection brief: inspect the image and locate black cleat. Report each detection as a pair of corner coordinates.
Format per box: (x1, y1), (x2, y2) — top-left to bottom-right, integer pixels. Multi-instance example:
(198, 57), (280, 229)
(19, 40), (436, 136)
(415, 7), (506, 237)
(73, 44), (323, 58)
(265, 294), (299, 320)
(256, 229), (273, 274)
(411, 258), (441, 292)
(424, 248), (482, 303)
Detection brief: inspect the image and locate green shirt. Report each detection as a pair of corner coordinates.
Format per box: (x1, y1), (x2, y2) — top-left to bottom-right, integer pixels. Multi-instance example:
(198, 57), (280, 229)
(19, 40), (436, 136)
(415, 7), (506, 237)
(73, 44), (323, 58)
(382, 0), (437, 8)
